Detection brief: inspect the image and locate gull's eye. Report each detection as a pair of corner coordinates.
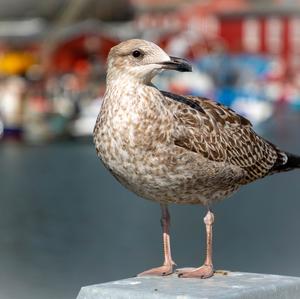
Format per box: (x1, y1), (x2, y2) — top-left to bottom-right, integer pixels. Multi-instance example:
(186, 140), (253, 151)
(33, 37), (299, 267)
(132, 50), (142, 58)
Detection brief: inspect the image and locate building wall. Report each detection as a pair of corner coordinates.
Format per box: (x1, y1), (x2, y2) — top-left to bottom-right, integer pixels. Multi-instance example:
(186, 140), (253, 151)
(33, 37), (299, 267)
(219, 14), (300, 71)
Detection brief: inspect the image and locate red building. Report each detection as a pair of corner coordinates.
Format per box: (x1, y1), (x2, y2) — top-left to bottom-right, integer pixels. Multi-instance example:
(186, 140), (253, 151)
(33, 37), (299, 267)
(52, 33), (116, 73)
(218, 9), (300, 72)
(134, 0), (300, 74)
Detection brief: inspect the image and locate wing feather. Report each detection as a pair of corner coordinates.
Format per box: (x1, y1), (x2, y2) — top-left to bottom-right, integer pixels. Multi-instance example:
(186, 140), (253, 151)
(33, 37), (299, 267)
(162, 91), (279, 183)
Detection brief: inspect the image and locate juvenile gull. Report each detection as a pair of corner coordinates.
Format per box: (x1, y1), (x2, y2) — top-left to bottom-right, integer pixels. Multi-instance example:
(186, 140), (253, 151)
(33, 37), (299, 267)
(93, 39), (300, 279)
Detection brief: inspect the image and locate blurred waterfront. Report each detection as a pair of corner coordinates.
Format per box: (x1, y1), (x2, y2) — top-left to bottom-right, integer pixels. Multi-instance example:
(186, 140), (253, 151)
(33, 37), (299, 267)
(0, 0), (300, 299)
(1, 0), (300, 142)
(0, 108), (299, 299)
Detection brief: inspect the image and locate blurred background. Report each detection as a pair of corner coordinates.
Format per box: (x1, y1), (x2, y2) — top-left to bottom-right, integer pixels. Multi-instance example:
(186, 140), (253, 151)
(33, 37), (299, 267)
(0, 0), (300, 298)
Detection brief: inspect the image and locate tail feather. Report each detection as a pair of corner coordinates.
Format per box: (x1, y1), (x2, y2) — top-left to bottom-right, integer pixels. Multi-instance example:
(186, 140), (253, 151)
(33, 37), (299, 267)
(285, 152), (300, 169)
(271, 151), (300, 173)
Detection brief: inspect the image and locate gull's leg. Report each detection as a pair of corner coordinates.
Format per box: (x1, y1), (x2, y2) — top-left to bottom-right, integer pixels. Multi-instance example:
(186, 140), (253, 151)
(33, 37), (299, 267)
(138, 204), (176, 276)
(178, 209), (214, 279)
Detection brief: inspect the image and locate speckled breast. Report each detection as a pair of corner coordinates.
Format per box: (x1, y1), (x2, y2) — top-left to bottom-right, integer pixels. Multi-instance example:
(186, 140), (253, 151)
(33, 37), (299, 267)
(94, 117), (241, 206)
(93, 91), (244, 205)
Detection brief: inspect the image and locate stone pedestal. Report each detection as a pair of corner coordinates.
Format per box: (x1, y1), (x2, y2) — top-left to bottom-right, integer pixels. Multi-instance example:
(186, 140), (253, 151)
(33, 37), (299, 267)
(77, 272), (300, 299)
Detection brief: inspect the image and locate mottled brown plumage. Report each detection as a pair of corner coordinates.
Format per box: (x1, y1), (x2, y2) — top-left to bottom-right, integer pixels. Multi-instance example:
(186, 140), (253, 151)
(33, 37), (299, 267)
(93, 39), (300, 278)
(161, 91), (288, 185)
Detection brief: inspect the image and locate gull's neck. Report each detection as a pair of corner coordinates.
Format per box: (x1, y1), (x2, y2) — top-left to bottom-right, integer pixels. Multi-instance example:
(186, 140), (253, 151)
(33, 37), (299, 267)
(107, 67), (154, 86)
(99, 68), (172, 145)
(105, 69), (158, 107)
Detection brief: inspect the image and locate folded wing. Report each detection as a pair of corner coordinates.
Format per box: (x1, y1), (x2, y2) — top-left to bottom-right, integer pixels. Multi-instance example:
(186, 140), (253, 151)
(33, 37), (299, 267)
(161, 91), (285, 184)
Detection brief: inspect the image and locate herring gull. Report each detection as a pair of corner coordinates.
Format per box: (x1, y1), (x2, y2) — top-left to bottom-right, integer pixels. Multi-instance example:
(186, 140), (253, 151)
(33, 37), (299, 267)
(93, 39), (300, 278)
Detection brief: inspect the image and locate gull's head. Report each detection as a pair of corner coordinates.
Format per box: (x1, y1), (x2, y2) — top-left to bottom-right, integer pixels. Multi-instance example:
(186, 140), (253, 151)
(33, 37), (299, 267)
(107, 39), (192, 83)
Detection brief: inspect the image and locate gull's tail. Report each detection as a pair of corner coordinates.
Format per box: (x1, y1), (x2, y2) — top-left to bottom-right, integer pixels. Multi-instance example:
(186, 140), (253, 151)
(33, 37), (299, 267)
(285, 152), (300, 169)
(271, 151), (300, 174)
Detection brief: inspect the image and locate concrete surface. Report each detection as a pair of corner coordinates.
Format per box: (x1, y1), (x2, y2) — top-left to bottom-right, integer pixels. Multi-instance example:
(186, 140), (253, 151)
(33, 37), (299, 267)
(76, 271), (300, 299)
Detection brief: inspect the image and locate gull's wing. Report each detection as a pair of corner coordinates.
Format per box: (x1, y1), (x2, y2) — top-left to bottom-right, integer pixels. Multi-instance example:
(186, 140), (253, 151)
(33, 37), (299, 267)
(161, 91), (286, 184)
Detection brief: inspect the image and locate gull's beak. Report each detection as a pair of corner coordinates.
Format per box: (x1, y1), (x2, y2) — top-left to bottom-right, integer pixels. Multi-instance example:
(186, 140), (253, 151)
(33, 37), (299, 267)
(159, 56), (192, 72)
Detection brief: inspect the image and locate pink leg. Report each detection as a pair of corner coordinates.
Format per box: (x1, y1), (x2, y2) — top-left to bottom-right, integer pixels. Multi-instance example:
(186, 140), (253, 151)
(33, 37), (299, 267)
(178, 210), (214, 279)
(138, 204), (176, 276)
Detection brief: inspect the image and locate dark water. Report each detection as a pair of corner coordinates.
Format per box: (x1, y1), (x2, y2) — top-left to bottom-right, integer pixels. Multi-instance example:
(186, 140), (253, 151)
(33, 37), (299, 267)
(0, 109), (300, 299)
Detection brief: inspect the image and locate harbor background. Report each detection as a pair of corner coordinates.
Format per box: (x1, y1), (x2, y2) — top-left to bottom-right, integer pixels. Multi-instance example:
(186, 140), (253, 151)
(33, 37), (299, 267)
(0, 0), (300, 299)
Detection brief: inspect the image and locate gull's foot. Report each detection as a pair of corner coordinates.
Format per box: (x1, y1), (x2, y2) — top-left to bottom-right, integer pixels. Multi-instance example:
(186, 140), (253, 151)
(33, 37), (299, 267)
(137, 264), (174, 277)
(177, 265), (214, 279)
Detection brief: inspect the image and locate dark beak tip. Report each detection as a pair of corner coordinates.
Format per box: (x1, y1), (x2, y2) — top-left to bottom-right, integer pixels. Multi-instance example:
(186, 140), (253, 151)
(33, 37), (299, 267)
(181, 64), (193, 72)
(164, 56), (193, 72)
(175, 63), (192, 73)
